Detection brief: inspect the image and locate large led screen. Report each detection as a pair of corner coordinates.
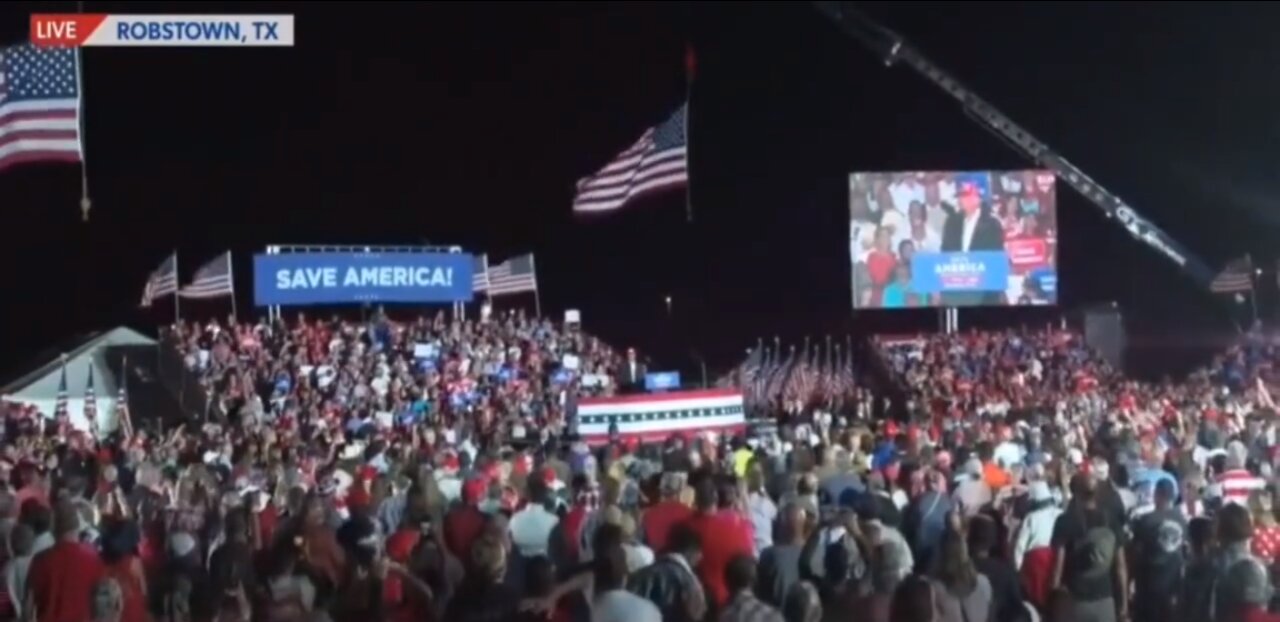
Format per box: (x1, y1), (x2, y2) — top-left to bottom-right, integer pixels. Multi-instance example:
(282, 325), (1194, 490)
(850, 170), (1057, 309)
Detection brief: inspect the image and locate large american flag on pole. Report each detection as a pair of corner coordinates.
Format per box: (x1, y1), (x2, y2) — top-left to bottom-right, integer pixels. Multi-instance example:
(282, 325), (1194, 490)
(0, 44), (81, 170)
(180, 252), (234, 299)
(572, 104), (688, 214)
(141, 254), (178, 307)
(486, 254), (538, 296)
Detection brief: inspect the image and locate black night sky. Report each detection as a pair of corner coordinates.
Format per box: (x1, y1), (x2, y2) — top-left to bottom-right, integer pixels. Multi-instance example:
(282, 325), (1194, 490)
(1, 2), (1278, 380)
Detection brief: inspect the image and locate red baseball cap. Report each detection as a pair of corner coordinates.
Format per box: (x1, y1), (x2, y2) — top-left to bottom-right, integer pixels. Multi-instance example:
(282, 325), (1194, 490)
(463, 478), (487, 504)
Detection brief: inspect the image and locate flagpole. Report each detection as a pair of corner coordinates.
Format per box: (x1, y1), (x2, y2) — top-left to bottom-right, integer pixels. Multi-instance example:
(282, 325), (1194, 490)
(120, 353), (133, 439)
(75, 0), (91, 223)
(483, 254), (492, 306)
(531, 254), (542, 318)
(1250, 254), (1260, 328)
(226, 252), (238, 320)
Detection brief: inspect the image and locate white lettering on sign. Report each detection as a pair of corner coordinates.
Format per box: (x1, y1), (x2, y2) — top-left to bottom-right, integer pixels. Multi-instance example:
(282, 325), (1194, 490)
(935, 259), (986, 275)
(276, 267), (338, 289)
(275, 265), (454, 289)
(341, 266), (453, 288)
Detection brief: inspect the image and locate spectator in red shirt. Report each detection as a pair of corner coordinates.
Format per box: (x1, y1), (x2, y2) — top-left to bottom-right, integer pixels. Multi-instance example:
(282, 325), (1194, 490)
(13, 466), (46, 512)
(26, 501), (106, 622)
(683, 477), (752, 610)
(556, 475), (598, 564)
(641, 473), (691, 553)
(443, 480), (487, 562)
(865, 227), (897, 306)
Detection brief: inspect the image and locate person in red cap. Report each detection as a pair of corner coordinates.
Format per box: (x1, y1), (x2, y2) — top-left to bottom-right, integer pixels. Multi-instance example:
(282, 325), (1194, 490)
(941, 173), (1006, 305)
(382, 504), (432, 622)
(443, 477), (487, 562)
(942, 175), (1003, 253)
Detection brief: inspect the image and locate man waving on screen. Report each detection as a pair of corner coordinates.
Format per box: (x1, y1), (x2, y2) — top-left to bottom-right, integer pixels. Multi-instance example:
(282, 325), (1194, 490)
(942, 174), (1005, 253)
(941, 173), (1007, 306)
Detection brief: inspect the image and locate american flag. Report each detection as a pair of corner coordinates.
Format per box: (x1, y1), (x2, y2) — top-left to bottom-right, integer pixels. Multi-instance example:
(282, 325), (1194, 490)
(486, 253), (538, 296)
(836, 341), (857, 398)
(728, 345), (763, 399)
(141, 253), (178, 307)
(471, 254), (491, 293)
(0, 44), (81, 170)
(53, 358), (69, 423)
(787, 346), (820, 406)
(83, 363), (97, 432)
(767, 347), (796, 402)
(1210, 255), (1254, 294)
(116, 357), (133, 439)
(816, 341), (834, 402)
(572, 103), (688, 214)
(180, 251), (234, 299)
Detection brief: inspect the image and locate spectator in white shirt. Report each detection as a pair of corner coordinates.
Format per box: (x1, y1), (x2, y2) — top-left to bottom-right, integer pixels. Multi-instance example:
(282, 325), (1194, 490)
(924, 176), (956, 234)
(907, 202), (942, 253)
(879, 204), (910, 252)
(592, 543), (661, 622)
(1013, 481), (1062, 569)
(3, 524), (33, 620)
(618, 514), (654, 573)
(889, 175), (927, 217)
(510, 478), (560, 558)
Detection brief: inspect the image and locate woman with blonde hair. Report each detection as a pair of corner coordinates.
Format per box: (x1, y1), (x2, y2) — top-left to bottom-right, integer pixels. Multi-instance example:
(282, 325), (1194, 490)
(1248, 489), (1280, 565)
(617, 512), (654, 572)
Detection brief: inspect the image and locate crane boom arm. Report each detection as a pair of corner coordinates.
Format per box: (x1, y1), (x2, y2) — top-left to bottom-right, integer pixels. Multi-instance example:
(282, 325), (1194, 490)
(813, 1), (1215, 287)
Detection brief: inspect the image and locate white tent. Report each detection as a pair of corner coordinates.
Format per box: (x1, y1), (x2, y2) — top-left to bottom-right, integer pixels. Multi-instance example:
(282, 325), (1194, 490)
(1, 326), (156, 432)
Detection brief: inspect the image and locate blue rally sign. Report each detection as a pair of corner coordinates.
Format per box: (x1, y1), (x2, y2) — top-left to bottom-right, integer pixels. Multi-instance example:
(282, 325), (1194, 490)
(253, 252), (474, 306)
(911, 251), (1011, 294)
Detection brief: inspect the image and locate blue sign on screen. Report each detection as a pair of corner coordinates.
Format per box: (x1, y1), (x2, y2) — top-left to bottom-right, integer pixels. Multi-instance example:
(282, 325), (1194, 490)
(254, 252), (474, 306)
(911, 251), (1010, 294)
(645, 371), (681, 392)
(1028, 268), (1057, 295)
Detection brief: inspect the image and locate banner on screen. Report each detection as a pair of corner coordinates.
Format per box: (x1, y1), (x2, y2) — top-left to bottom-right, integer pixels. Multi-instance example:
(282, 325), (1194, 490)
(912, 251), (1010, 293)
(254, 252), (473, 306)
(850, 169), (1057, 309)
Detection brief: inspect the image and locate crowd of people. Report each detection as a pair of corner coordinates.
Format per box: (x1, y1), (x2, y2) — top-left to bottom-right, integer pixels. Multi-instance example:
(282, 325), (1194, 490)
(0, 311), (1278, 622)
